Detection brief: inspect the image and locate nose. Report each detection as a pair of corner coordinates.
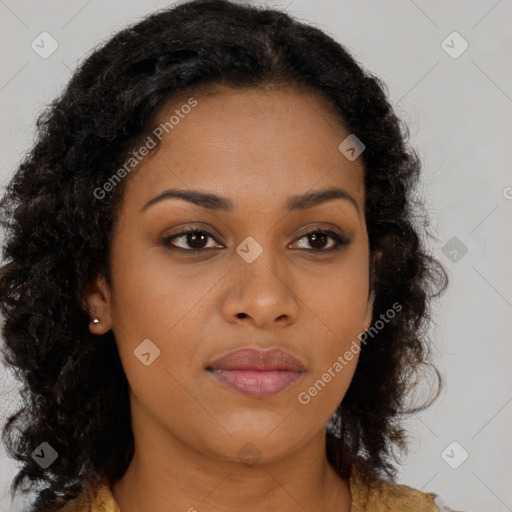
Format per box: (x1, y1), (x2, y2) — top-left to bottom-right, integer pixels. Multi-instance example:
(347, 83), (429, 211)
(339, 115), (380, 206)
(221, 249), (299, 329)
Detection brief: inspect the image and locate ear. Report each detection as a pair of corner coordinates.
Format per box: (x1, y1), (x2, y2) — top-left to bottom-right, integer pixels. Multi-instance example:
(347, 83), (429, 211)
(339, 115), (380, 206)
(363, 249), (381, 331)
(363, 289), (375, 332)
(81, 273), (113, 335)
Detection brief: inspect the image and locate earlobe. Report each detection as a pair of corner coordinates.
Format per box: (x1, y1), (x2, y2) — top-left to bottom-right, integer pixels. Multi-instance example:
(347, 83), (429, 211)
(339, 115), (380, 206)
(364, 250), (380, 330)
(363, 289), (376, 332)
(81, 273), (113, 335)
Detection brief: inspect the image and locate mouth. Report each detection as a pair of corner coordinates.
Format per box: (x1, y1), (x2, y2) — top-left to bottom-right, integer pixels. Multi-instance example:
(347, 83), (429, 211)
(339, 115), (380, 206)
(206, 368), (304, 397)
(205, 347), (306, 398)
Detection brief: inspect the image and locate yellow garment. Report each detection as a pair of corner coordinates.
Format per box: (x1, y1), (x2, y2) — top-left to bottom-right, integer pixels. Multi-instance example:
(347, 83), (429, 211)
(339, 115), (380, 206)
(56, 469), (446, 512)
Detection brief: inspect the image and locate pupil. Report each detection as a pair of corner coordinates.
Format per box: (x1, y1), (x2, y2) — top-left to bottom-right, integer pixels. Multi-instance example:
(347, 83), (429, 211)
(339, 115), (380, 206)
(310, 232), (327, 249)
(184, 231), (329, 250)
(188, 232), (207, 249)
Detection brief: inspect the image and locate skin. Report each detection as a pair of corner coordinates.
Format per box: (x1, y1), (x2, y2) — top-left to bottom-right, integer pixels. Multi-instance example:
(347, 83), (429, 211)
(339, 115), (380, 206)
(84, 85), (375, 512)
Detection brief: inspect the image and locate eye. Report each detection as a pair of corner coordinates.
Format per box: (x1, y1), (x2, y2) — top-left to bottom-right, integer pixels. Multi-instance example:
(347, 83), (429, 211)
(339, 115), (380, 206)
(162, 228), (350, 253)
(292, 230), (350, 252)
(162, 229), (222, 252)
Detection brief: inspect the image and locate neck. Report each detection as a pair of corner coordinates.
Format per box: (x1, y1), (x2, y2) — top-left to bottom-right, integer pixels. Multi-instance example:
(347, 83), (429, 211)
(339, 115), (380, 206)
(110, 397), (351, 512)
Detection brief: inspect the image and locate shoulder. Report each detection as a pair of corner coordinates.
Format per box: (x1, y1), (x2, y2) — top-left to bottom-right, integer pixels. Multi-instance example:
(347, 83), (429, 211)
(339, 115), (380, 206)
(349, 468), (461, 512)
(53, 477), (119, 512)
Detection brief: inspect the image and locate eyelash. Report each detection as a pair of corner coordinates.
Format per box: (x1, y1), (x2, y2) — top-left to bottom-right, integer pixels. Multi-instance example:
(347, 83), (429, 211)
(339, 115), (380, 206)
(161, 228), (350, 253)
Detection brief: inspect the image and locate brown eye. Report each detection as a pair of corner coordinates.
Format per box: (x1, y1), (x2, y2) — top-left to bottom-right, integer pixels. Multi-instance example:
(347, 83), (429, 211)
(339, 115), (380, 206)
(162, 229), (220, 251)
(162, 228), (350, 254)
(307, 232), (330, 250)
(292, 230), (350, 252)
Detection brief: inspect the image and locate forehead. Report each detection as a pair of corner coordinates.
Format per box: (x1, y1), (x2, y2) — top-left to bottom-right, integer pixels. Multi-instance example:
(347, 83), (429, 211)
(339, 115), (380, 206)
(121, 85), (365, 213)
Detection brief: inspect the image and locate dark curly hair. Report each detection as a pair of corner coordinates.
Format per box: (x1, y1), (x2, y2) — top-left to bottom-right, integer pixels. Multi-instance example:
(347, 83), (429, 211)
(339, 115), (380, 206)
(0, 1), (448, 510)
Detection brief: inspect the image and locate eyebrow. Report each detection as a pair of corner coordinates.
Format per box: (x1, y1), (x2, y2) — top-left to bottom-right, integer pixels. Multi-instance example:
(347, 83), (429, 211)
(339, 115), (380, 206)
(140, 187), (360, 214)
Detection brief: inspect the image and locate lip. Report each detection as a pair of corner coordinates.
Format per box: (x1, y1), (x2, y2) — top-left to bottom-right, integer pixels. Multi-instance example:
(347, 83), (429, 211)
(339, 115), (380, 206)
(206, 348), (306, 398)
(206, 348), (306, 372)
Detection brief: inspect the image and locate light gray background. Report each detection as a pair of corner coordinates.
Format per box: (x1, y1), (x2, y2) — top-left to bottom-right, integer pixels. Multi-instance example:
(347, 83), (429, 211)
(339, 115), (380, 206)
(1, 1), (511, 511)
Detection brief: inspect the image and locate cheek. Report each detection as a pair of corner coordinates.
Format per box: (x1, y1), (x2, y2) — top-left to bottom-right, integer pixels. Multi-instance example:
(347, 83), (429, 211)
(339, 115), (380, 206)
(294, 300), (362, 420)
(108, 269), (201, 427)
(294, 254), (368, 408)
(301, 254), (370, 340)
(109, 245), (204, 339)
(106, 251), (181, 392)
(107, 245), (215, 395)
(107, 229), (370, 437)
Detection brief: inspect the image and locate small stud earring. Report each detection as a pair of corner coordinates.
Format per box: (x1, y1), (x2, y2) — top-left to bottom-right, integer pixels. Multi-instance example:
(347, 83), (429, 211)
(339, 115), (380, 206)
(91, 318), (100, 325)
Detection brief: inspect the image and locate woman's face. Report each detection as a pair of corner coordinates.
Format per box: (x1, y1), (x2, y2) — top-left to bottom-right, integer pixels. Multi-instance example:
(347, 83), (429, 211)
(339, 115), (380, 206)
(87, 86), (374, 464)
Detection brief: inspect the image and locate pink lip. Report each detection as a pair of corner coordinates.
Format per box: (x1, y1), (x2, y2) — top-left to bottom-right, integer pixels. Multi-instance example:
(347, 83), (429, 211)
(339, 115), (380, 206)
(206, 348), (306, 397)
(207, 348), (305, 372)
(208, 369), (303, 397)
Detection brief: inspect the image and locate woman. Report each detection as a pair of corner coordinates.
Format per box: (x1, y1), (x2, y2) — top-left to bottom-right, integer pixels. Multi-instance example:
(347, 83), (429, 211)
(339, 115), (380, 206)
(0, 0), (460, 510)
